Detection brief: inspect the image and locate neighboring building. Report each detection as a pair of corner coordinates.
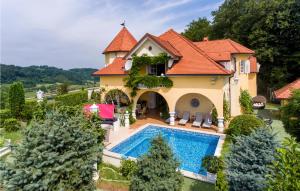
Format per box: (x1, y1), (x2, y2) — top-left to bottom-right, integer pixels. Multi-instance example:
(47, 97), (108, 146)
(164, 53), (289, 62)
(274, 78), (300, 106)
(93, 27), (259, 131)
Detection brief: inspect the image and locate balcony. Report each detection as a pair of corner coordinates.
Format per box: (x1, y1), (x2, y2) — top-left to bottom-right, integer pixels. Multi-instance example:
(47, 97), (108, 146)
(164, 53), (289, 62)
(136, 75), (173, 89)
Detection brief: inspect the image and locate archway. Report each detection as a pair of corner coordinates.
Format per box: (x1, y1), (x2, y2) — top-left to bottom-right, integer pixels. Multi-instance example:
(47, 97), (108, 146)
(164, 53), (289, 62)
(104, 89), (130, 108)
(135, 91), (169, 120)
(173, 93), (216, 126)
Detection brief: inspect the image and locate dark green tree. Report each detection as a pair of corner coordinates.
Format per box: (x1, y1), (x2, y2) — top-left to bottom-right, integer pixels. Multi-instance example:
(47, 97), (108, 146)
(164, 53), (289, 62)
(130, 135), (183, 191)
(0, 112), (103, 191)
(281, 90), (300, 141)
(225, 128), (278, 191)
(9, 81), (25, 118)
(267, 137), (300, 191)
(57, 83), (69, 95)
(182, 17), (211, 41)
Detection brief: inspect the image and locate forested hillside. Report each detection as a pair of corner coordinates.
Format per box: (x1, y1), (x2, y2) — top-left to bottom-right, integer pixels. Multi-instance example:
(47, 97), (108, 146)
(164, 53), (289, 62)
(0, 64), (98, 87)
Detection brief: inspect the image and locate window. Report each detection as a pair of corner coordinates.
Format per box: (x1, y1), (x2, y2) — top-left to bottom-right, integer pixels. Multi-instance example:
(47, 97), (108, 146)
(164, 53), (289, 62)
(148, 64), (165, 76)
(240, 60), (245, 74)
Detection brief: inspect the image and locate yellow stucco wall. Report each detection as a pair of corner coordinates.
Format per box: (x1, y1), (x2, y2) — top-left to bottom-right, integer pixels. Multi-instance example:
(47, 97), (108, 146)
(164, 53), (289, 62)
(248, 73), (257, 97)
(100, 75), (225, 117)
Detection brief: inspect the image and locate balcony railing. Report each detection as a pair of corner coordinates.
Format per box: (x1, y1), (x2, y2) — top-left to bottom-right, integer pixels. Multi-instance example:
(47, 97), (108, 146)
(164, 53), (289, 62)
(136, 76), (173, 89)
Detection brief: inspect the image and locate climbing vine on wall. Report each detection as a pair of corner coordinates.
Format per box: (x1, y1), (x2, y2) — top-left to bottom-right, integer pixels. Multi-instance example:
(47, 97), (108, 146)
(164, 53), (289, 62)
(124, 53), (173, 99)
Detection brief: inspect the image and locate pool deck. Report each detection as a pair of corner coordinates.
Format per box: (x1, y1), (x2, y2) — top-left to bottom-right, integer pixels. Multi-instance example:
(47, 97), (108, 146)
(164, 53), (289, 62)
(103, 115), (226, 183)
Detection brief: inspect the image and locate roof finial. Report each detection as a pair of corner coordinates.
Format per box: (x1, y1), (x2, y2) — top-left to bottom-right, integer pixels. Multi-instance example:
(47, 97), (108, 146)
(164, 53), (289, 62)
(120, 20), (125, 27)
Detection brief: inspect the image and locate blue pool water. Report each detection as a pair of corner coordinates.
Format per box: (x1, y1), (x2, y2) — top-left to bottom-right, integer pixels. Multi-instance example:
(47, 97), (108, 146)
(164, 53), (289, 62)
(110, 125), (220, 175)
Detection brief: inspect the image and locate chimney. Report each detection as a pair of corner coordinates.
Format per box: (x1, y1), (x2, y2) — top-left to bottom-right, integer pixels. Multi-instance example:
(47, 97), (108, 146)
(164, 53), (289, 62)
(203, 37), (209, 41)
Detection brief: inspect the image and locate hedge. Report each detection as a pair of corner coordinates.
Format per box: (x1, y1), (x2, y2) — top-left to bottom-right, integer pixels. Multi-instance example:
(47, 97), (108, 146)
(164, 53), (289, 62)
(55, 90), (88, 106)
(226, 114), (264, 137)
(3, 118), (20, 132)
(0, 109), (11, 126)
(21, 100), (38, 121)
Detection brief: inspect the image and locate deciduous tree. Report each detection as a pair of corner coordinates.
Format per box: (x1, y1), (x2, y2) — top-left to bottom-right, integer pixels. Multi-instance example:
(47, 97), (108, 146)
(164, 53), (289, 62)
(9, 81), (25, 118)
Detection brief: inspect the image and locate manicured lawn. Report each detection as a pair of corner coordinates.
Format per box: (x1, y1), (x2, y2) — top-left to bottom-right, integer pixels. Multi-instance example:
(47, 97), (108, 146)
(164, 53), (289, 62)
(182, 177), (214, 191)
(2, 130), (23, 144)
(255, 103), (291, 142)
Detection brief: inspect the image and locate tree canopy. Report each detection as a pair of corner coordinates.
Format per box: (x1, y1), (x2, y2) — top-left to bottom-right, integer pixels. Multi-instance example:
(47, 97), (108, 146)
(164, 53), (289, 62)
(183, 0), (300, 94)
(0, 112), (103, 191)
(182, 17), (211, 41)
(130, 135), (183, 191)
(9, 81), (25, 118)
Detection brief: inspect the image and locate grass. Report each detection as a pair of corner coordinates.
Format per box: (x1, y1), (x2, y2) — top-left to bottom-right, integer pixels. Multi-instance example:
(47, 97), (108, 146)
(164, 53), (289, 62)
(2, 130), (23, 144)
(182, 177), (214, 191)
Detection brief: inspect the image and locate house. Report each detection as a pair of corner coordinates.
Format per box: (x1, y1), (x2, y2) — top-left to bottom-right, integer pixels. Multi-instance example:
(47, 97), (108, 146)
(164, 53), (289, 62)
(274, 78), (300, 106)
(93, 27), (259, 132)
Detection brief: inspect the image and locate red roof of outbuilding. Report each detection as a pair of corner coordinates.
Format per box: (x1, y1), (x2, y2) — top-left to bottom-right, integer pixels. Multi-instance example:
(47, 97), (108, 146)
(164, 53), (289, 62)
(194, 39), (254, 61)
(274, 79), (300, 99)
(92, 58), (126, 76)
(103, 27), (137, 53)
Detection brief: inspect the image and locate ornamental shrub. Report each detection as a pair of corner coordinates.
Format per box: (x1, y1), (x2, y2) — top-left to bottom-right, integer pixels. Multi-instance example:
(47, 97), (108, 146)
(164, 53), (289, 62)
(223, 98), (230, 122)
(239, 90), (253, 114)
(21, 100), (38, 121)
(226, 114), (264, 137)
(281, 90), (300, 141)
(216, 170), (229, 191)
(0, 112), (102, 191)
(225, 128), (278, 191)
(120, 159), (137, 179)
(9, 82), (25, 118)
(55, 90), (88, 106)
(3, 118), (20, 132)
(266, 137), (300, 191)
(130, 135), (183, 191)
(0, 109), (11, 126)
(202, 155), (223, 174)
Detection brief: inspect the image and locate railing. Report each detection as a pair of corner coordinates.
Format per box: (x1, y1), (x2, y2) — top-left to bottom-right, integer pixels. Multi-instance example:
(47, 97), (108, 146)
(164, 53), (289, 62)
(136, 76), (173, 89)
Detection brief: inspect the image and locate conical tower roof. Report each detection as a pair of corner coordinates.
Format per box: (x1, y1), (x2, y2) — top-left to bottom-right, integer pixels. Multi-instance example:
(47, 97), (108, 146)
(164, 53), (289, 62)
(103, 27), (137, 53)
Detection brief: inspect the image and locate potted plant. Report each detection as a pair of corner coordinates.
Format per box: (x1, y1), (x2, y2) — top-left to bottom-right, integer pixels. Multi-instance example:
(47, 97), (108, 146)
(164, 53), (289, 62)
(202, 155), (223, 182)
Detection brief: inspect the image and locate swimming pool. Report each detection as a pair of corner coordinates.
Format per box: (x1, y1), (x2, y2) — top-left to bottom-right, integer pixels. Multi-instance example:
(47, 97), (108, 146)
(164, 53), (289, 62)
(110, 125), (220, 175)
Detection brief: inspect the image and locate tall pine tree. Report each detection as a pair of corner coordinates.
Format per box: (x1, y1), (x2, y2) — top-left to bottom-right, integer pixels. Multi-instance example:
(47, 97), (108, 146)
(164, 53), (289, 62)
(130, 135), (183, 191)
(9, 81), (25, 118)
(0, 112), (103, 191)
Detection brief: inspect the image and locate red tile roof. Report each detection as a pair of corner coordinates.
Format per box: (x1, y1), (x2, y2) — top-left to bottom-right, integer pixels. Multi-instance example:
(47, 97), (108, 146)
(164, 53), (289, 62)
(194, 39), (254, 61)
(92, 58), (126, 76)
(103, 27), (137, 53)
(274, 79), (300, 99)
(159, 29), (231, 75)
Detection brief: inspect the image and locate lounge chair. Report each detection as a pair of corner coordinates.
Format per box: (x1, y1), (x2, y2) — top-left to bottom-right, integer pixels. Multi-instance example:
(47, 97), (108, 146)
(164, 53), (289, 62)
(202, 113), (212, 128)
(178, 111), (190, 125)
(192, 112), (203, 127)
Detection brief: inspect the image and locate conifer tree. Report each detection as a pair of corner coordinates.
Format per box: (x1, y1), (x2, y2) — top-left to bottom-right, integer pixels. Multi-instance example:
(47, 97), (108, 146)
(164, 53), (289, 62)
(130, 135), (183, 191)
(225, 128), (278, 191)
(0, 112), (102, 191)
(9, 81), (25, 118)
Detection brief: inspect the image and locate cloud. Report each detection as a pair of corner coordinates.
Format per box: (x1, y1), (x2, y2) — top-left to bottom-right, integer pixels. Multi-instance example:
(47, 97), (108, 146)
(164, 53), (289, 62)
(1, 0), (222, 69)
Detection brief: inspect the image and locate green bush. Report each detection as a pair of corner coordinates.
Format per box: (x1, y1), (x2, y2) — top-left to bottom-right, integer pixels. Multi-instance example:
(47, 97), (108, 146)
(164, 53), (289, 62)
(226, 114), (264, 137)
(202, 155), (223, 174)
(212, 107), (218, 125)
(21, 100), (38, 121)
(239, 90), (253, 114)
(223, 98), (230, 122)
(0, 137), (5, 147)
(3, 118), (20, 132)
(55, 90), (88, 106)
(120, 159), (137, 179)
(225, 128), (278, 191)
(267, 138), (300, 191)
(0, 109), (11, 126)
(281, 90), (300, 141)
(9, 81), (25, 118)
(216, 170), (229, 191)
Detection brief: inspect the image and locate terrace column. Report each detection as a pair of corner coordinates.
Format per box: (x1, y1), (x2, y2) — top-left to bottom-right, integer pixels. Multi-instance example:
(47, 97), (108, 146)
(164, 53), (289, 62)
(217, 117), (224, 133)
(124, 111), (130, 128)
(169, 111), (175, 126)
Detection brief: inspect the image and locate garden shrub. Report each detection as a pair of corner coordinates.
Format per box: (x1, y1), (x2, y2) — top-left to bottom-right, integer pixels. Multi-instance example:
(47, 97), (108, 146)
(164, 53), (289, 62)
(55, 90), (88, 106)
(202, 155), (223, 174)
(266, 137), (300, 191)
(239, 89), (253, 114)
(3, 118), (20, 132)
(216, 170), (229, 191)
(21, 100), (38, 121)
(120, 159), (137, 179)
(33, 101), (47, 121)
(281, 90), (300, 141)
(212, 107), (218, 125)
(0, 112), (102, 190)
(130, 135), (183, 191)
(225, 128), (278, 191)
(226, 114), (264, 137)
(223, 98), (230, 122)
(0, 109), (11, 126)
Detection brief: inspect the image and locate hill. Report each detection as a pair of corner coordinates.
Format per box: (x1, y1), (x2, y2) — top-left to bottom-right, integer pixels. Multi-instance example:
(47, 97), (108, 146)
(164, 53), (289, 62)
(0, 64), (98, 87)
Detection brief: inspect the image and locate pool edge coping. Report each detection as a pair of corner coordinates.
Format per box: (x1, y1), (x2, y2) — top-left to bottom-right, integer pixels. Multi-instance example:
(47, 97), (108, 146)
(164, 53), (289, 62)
(103, 123), (226, 183)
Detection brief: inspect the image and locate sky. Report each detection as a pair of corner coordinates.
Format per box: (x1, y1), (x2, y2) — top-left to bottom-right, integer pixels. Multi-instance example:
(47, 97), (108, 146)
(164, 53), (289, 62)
(1, 0), (223, 69)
